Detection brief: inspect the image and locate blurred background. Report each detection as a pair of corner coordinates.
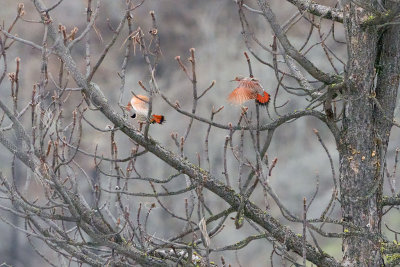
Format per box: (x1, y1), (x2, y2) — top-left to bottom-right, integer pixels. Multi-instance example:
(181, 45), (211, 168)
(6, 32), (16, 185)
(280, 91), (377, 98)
(0, 0), (400, 266)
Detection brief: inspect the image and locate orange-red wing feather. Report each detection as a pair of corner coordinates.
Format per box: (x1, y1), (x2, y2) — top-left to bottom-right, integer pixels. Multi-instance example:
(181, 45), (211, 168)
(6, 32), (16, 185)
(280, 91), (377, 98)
(239, 79), (263, 93)
(228, 86), (257, 104)
(228, 78), (265, 105)
(130, 94), (149, 115)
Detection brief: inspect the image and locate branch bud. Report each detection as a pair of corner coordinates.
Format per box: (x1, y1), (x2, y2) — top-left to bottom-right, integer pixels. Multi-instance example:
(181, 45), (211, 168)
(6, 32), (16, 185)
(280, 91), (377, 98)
(17, 3), (24, 16)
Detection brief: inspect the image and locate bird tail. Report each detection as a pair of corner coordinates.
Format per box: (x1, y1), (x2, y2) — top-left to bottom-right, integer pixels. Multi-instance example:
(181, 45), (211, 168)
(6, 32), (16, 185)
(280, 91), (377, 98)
(256, 91), (270, 106)
(150, 114), (165, 124)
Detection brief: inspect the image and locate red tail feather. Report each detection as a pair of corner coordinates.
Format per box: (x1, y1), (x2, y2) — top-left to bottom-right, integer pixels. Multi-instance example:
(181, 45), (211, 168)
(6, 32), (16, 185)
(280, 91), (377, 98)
(150, 115), (165, 124)
(256, 91), (270, 105)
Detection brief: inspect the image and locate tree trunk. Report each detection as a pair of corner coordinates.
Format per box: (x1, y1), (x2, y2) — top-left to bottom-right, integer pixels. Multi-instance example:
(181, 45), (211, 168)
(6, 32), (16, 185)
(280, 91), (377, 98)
(339, 2), (400, 266)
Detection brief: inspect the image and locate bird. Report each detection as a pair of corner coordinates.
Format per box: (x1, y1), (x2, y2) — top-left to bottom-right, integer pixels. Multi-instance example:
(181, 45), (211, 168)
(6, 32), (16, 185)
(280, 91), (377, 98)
(126, 94), (165, 124)
(227, 76), (270, 106)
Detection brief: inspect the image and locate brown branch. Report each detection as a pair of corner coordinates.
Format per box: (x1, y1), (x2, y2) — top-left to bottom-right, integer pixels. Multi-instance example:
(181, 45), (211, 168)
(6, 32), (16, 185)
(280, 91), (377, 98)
(87, 9), (127, 82)
(233, 0), (344, 23)
(255, 0), (341, 84)
(287, 0), (344, 23)
(382, 195), (400, 206)
(50, 32), (342, 267)
(6, 1), (345, 266)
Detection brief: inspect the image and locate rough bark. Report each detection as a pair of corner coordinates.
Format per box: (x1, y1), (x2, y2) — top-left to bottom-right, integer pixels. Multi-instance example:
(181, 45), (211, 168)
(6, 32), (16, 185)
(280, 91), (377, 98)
(339, 1), (400, 266)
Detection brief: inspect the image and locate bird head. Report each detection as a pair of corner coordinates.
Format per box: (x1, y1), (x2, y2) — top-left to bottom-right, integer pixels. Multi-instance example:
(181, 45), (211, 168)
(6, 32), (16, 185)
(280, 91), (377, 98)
(231, 76), (245, 82)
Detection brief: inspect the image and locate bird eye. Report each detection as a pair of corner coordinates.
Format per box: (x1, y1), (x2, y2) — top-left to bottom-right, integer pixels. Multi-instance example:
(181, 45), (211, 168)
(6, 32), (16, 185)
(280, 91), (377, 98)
(131, 113), (136, 118)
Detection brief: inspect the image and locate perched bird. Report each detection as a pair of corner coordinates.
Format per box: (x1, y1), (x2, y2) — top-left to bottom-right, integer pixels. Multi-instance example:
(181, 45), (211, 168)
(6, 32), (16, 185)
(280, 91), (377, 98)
(126, 94), (165, 124)
(228, 76), (270, 106)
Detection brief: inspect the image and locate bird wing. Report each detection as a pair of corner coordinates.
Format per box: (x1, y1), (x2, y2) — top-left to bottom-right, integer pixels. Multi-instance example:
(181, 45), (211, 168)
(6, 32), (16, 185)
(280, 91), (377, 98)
(228, 86), (258, 104)
(240, 79), (264, 94)
(131, 95), (149, 115)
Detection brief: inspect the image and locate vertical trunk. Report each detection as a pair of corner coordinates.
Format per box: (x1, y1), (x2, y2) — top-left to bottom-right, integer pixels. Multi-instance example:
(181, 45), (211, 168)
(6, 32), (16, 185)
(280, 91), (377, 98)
(339, 2), (400, 266)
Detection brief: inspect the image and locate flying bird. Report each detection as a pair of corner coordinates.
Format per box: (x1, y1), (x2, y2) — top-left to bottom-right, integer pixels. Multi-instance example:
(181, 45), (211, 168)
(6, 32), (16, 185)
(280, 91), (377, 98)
(126, 94), (165, 124)
(228, 76), (270, 106)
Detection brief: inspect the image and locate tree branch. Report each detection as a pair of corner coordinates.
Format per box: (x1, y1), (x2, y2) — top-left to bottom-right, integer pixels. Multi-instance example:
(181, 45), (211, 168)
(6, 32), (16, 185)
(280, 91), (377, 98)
(382, 195), (400, 206)
(233, 0), (344, 23)
(8, 1), (344, 266)
(256, 0), (341, 84)
(286, 0), (344, 23)
(41, 21), (342, 267)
